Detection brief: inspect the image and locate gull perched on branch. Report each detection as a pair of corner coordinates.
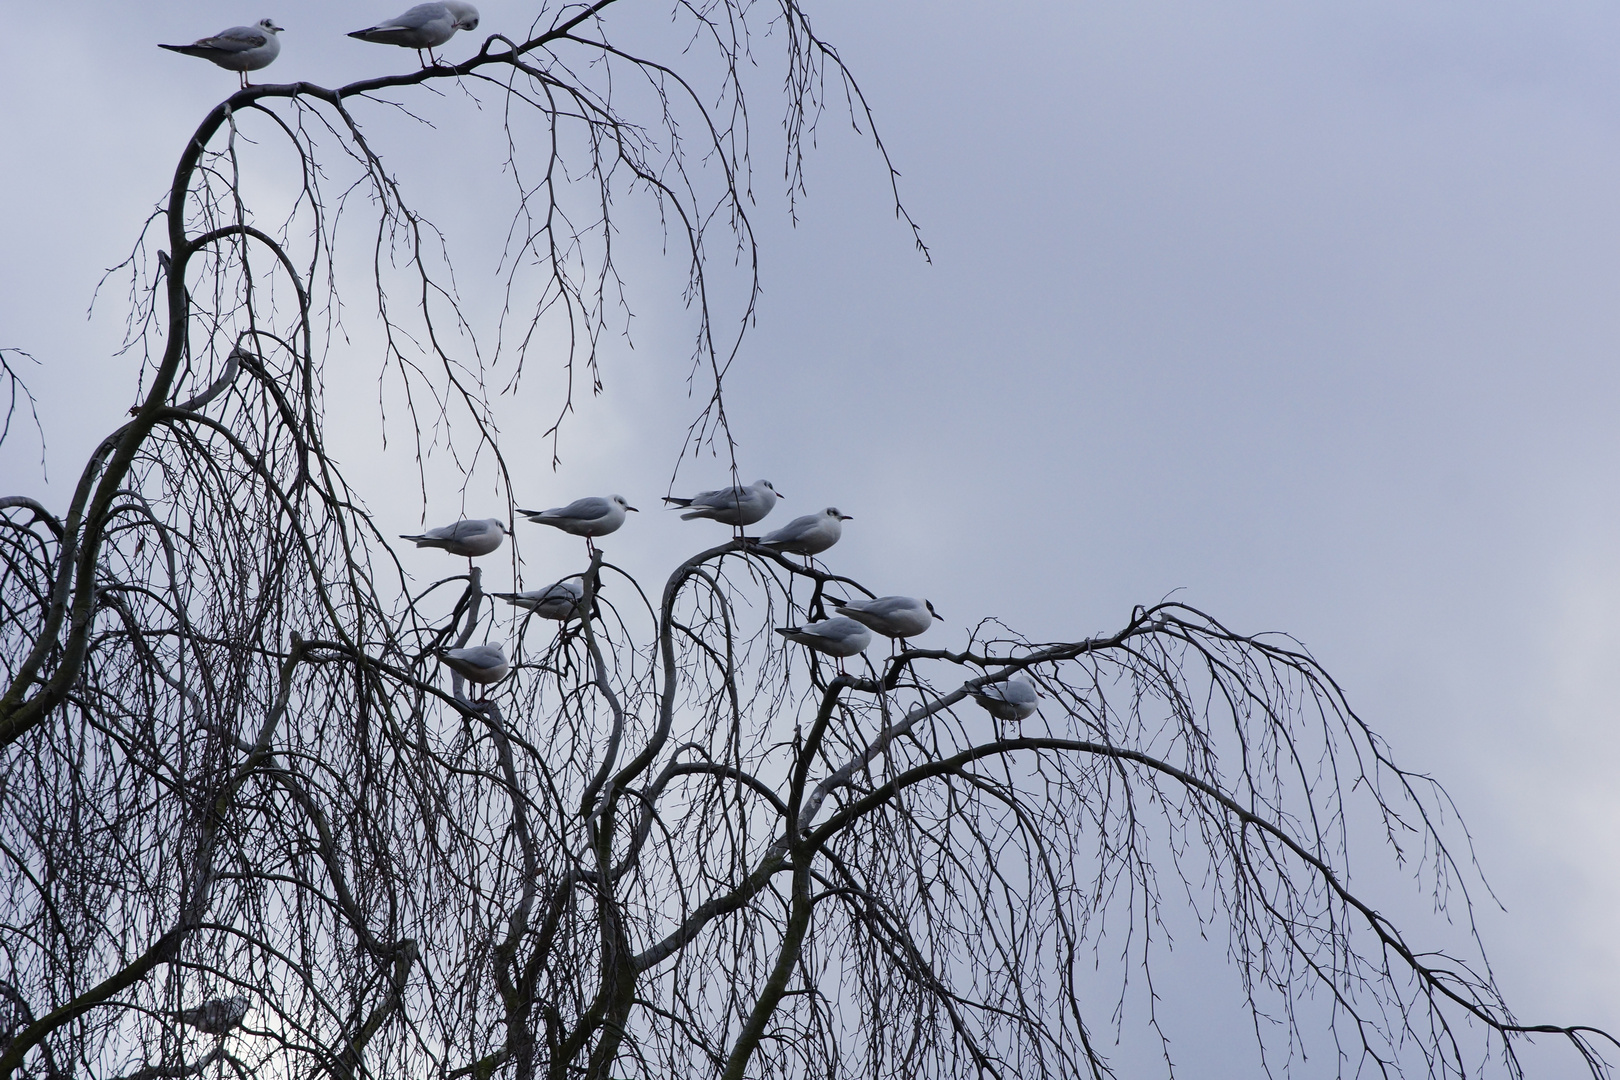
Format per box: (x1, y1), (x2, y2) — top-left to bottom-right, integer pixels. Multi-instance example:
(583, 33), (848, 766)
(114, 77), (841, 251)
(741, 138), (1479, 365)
(399, 518), (507, 559)
(494, 578), (587, 621)
(436, 644), (510, 687)
(664, 480), (781, 531)
(177, 995), (250, 1035)
(775, 617), (871, 670)
(159, 19), (283, 88)
(348, 2), (480, 66)
(759, 507), (851, 564)
(518, 495), (635, 555)
(970, 674), (1039, 723)
(833, 595), (942, 641)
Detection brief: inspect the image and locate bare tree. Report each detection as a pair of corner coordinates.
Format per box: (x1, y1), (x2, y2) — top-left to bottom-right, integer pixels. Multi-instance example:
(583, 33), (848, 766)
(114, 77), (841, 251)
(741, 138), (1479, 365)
(0, 4), (1614, 1080)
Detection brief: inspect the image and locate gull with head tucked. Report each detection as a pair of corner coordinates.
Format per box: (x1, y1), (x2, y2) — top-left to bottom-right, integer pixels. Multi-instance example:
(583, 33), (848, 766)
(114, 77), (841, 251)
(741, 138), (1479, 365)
(518, 495), (635, 555)
(159, 19), (284, 89)
(399, 518), (507, 560)
(348, 2), (480, 66)
(664, 479), (782, 534)
(969, 673), (1039, 723)
(437, 644), (510, 695)
(494, 577), (588, 622)
(775, 616), (871, 673)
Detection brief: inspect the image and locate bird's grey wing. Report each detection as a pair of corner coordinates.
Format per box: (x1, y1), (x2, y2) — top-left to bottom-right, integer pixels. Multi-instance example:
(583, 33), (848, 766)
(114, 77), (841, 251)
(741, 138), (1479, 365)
(762, 517), (811, 545)
(199, 26), (270, 52)
(444, 520), (490, 541)
(693, 485), (742, 508)
(368, 3), (446, 31)
(555, 497), (613, 520)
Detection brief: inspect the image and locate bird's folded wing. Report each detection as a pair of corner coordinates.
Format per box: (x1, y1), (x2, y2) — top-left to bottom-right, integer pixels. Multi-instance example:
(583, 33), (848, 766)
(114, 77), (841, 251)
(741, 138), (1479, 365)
(202, 28), (269, 51)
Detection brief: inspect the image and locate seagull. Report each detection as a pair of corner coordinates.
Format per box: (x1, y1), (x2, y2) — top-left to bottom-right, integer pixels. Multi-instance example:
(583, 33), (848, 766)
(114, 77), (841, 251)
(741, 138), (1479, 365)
(177, 995), (250, 1035)
(517, 495), (635, 555)
(970, 673), (1039, 723)
(399, 518), (507, 559)
(437, 644), (510, 689)
(833, 595), (943, 641)
(758, 507), (851, 564)
(664, 479), (782, 532)
(348, 2), (480, 66)
(494, 578), (587, 621)
(775, 616), (871, 671)
(159, 19), (284, 89)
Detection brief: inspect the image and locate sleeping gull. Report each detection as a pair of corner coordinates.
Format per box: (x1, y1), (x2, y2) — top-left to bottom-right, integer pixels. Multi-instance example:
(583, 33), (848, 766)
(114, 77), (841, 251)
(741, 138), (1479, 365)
(159, 19), (284, 88)
(348, 2), (480, 66)
(517, 495), (635, 554)
(664, 479), (781, 531)
(177, 995), (250, 1035)
(494, 578), (587, 621)
(758, 507), (851, 564)
(970, 673), (1039, 722)
(775, 616), (871, 671)
(833, 595), (942, 641)
(399, 518), (506, 559)
(437, 644), (510, 688)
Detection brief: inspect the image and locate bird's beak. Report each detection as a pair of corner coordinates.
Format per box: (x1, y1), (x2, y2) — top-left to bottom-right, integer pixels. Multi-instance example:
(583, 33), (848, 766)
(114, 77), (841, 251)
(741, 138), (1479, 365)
(839, 514), (853, 521)
(627, 506), (639, 512)
(933, 611), (945, 621)
(272, 23), (285, 31)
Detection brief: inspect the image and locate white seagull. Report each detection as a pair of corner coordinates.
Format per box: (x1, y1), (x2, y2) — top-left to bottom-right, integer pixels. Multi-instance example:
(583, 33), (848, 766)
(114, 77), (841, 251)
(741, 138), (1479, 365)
(494, 578), (587, 621)
(970, 673), (1039, 722)
(159, 19), (284, 88)
(833, 595), (943, 640)
(759, 507), (851, 563)
(664, 479), (782, 530)
(177, 995), (250, 1035)
(518, 495), (635, 554)
(399, 518), (507, 559)
(348, 2), (480, 66)
(775, 617), (872, 668)
(437, 644), (510, 687)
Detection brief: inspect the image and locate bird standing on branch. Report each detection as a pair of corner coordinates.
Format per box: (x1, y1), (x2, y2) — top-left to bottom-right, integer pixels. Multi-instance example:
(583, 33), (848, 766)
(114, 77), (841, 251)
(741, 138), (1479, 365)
(494, 578), (588, 622)
(348, 2), (481, 67)
(399, 518), (507, 563)
(159, 19), (284, 89)
(758, 507), (851, 565)
(970, 674), (1039, 723)
(776, 617), (871, 673)
(833, 595), (943, 644)
(665, 480), (782, 535)
(177, 995), (250, 1036)
(436, 644), (510, 697)
(518, 495), (635, 555)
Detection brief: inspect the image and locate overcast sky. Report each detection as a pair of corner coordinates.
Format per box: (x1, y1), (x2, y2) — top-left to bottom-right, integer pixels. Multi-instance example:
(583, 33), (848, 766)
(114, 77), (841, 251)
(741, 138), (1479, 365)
(3, 0), (1618, 1070)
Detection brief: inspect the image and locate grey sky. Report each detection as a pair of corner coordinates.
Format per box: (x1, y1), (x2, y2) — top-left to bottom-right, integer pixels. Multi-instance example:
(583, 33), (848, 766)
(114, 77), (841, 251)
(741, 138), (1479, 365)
(2, 0), (1617, 1065)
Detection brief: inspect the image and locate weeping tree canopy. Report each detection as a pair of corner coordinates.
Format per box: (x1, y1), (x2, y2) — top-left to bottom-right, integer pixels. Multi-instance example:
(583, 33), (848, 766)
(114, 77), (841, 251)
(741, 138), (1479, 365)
(0, 3), (1614, 1079)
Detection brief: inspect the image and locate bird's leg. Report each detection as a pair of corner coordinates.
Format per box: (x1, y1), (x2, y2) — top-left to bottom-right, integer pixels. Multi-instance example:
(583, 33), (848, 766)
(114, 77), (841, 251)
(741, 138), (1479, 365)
(239, 72), (250, 90)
